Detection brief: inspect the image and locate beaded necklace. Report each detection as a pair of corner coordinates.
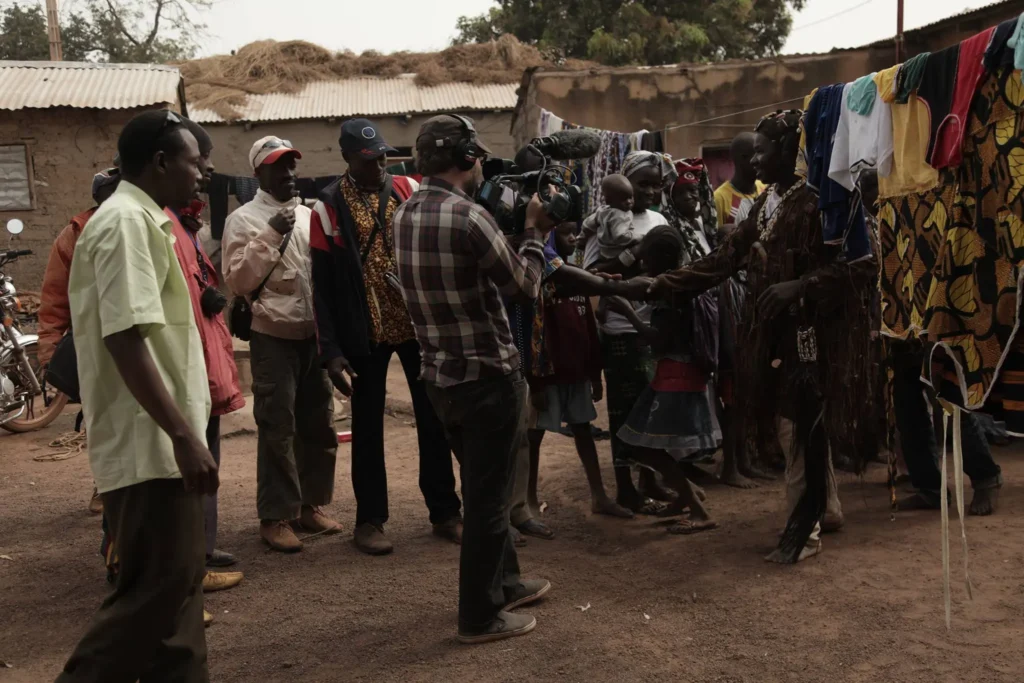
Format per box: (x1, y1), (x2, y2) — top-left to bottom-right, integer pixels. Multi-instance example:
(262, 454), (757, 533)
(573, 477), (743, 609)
(757, 178), (806, 242)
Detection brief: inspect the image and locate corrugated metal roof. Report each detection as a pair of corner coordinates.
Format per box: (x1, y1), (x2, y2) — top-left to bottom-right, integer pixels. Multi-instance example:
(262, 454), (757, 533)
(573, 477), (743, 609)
(0, 61), (182, 111)
(191, 75), (518, 124)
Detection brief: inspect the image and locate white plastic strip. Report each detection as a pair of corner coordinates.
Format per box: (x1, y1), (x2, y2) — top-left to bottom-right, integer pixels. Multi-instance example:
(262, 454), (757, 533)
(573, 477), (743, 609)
(952, 408), (974, 603)
(941, 410), (951, 630)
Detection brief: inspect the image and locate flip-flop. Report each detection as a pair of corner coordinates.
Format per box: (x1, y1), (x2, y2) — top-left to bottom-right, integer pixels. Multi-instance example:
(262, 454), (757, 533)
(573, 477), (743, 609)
(634, 498), (670, 516)
(517, 519), (555, 540)
(667, 519), (718, 535)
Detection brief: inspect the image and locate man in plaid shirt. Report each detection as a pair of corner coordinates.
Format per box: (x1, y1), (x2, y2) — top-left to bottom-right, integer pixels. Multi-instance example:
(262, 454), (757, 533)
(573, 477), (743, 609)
(394, 114), (554, 645)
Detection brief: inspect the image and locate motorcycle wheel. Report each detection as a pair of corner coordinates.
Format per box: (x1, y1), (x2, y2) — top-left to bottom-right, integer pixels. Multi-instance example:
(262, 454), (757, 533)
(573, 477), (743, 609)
(1, 338), (69, 433)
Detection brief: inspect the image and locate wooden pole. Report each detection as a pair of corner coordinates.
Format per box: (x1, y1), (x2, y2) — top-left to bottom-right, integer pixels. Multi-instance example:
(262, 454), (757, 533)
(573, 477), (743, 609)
(45, 0), (63, 61)
(895, 0), (905, 63)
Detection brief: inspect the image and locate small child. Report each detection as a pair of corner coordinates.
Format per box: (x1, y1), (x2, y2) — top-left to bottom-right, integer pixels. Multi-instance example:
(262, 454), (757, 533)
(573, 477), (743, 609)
(527, 222), (633, 519)
(580, 174), (642, 267)
(604, 226), (720, 535)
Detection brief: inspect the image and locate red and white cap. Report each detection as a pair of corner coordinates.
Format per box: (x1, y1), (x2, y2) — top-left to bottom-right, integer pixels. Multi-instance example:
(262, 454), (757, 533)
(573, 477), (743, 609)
(249, 136), (302, 171)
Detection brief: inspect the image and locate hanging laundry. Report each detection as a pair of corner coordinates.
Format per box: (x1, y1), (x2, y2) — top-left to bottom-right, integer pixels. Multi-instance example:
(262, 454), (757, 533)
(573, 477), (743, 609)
(895, 52), (930, 104)
(983, 17), (1019, 72)
(879, 95), (940, 199)
(847, 73), (879, 116)
(1008, 13), (1024, 76)
(931, 27), (997, 169)
(805, 84), (870, 261)
(828, 79), (894, 191)
(916, 45), (962, 164)
(874, 65), (900, 105)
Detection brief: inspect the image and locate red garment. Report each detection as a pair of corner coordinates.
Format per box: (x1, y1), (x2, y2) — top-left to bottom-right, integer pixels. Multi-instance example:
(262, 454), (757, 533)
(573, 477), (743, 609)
(539, 293), (602, 387)
(167, 209), (245, 417)
(650, 358), (708, 392)
(931, 26), (995, 169)
(37, 208), (94, 366)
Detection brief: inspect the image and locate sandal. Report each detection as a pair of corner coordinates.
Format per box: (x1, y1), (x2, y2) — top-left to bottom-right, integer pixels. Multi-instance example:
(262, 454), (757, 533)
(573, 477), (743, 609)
(667, 519), (718, 535)
(634, 498), (670, 516)
(516, 518), (555, 540)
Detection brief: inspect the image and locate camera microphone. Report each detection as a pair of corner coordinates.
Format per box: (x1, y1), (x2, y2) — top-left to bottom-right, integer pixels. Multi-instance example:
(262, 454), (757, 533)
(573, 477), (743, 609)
(528, 129), (602, 161)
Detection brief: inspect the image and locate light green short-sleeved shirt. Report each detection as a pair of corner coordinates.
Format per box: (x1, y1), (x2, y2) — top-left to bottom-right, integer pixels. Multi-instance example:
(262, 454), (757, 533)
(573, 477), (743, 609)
(70, 181), (210, 494)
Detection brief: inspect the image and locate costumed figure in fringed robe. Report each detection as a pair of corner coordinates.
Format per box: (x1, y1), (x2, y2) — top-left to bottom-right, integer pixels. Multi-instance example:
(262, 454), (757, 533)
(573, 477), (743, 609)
(648, 111), (876, 563)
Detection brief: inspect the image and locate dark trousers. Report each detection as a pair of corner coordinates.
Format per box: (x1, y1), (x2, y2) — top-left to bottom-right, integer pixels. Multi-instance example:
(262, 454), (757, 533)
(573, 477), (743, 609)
(57, 479), (208, 683)
(349, 340), (461, 527)
(204, 416), (220, 557)
(251, 332), (338, 521)
(425, 372), (525, 630)
(892, 347), (1002, 503)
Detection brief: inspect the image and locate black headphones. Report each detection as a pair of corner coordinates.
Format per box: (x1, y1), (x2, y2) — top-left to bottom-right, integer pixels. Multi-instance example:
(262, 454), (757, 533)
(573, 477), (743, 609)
(420, 114), (483, 171)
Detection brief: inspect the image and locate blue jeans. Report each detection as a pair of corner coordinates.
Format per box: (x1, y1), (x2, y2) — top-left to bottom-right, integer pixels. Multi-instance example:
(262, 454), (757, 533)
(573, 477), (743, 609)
(892, 345), (1001, 505)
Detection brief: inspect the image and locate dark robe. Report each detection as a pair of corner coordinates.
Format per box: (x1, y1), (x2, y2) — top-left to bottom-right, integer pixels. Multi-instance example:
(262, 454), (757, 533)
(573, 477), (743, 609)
(655, 183), (876, 561)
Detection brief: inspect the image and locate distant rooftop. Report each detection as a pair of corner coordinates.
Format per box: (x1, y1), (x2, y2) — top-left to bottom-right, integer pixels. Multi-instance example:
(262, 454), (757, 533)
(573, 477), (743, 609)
(0, 61), (183, 111)
(190, 74), (519, 124)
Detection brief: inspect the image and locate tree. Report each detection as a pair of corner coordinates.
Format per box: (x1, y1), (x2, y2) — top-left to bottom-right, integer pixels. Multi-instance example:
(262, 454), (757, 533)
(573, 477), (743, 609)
(453, 0), (807, 67)
(0, 0), (209, 63)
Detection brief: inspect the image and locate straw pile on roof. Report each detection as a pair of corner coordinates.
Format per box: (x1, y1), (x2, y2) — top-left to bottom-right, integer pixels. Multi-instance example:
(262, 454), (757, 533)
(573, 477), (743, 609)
(179, 36), (592, 121)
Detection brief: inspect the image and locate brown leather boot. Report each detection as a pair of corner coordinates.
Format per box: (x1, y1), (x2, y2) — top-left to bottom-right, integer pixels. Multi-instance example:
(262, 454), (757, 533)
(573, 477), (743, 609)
(260, 520), (303, 553)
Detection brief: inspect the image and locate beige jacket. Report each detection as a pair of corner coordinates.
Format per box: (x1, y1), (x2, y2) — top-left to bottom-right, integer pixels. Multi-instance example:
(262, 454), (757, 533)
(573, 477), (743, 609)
(222, 189), (315, 340)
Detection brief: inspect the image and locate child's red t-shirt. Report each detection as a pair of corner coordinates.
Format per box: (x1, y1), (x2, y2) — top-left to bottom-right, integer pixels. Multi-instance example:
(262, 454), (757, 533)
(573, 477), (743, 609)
(541, 292), (603, 387)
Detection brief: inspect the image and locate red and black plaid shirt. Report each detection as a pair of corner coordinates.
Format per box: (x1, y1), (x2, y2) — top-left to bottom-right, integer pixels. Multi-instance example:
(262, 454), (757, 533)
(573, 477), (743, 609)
(393, 178), (546, 387)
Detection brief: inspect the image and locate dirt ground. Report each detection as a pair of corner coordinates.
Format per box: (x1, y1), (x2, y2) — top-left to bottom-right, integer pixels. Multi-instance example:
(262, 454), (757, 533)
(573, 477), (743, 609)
(2, 363), (1024, 683)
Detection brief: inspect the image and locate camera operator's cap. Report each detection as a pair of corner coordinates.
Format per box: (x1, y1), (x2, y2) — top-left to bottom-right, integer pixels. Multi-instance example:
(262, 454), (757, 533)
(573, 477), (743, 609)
(249, 136), (302, 171)
(340, 118), (398, 159)
(417, 115), (492, 156)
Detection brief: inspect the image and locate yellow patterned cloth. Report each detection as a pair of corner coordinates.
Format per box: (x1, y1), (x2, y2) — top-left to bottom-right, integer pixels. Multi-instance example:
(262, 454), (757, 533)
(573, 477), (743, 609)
(340, 175), (414, 347)
(879, 69), (1024, 419)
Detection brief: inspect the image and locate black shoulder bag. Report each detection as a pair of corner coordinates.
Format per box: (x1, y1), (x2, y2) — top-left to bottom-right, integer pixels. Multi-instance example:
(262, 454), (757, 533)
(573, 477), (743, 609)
(229, 230), (293, 341)
(45, 331), (80, 402)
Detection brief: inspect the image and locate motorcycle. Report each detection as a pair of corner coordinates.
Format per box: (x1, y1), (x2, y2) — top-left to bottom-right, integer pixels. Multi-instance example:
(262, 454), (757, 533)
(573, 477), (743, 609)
(1, 218), (68, 432)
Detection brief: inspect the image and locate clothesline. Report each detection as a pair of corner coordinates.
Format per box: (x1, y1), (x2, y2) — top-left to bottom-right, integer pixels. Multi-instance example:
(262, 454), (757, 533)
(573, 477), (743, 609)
(662, 96), (807, 131)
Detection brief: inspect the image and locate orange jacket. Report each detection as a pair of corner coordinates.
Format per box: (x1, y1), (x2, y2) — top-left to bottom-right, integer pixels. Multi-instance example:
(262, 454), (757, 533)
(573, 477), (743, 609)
(37, 208), (94, 366)
(167, 209), (245, 417)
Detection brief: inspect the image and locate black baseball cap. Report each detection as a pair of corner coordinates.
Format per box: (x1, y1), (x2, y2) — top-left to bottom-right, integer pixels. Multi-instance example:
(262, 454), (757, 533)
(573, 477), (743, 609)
(340, 118), (398, 159)
(416, 114), (493, 156)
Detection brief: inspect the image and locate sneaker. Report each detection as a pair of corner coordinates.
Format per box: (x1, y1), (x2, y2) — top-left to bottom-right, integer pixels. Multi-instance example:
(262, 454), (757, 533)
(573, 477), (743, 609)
(203, 610), (213, 628)
(296, 506), (343, 535)
(206, 549), (238, 568)
(203, 570), (244, 593)
(504, 579), (551, 611)
(88, 488), (103, 515)
(354, 523), (393, 555)
(260, 520), (303, 553)
(432, 517), (463, 545)
(457, 611), (536, 645)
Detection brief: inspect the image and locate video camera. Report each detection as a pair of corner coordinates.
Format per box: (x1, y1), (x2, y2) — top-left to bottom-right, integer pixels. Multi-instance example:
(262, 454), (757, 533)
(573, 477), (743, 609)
(475, 129), (601, 235)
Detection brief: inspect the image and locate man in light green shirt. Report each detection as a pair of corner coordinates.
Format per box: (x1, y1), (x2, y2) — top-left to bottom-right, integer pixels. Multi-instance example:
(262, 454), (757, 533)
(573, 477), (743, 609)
(57, 110), (216, 683)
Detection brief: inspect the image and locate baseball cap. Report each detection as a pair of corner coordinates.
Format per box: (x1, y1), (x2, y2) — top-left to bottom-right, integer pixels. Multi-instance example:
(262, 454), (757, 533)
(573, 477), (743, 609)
(249, 136), (302, 171)
(416, 115), (492, 156)
(340, 119), (398, 159)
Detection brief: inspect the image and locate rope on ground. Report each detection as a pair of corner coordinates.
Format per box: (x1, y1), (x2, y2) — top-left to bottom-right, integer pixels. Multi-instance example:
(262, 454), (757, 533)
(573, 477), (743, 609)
(35, 431), (86, 462)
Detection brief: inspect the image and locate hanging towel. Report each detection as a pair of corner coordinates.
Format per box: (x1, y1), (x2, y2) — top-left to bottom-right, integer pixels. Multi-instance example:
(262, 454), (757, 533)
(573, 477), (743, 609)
(1007, 13), (1024, 76)
(847, 73), (879, 116)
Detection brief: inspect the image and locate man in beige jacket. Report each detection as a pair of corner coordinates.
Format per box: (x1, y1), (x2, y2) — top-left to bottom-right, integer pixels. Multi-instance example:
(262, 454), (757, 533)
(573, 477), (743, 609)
(222, 136), (341, 552)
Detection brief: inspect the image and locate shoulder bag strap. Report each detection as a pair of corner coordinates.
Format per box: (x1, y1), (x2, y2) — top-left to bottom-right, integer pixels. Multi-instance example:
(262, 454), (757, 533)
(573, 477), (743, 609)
(251, 230), (293, 301)
(358, 175), (394, 265)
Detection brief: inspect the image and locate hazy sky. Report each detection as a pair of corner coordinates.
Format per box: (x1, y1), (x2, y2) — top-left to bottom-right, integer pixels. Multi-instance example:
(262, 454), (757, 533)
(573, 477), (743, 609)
(196, 0), (1003, 58)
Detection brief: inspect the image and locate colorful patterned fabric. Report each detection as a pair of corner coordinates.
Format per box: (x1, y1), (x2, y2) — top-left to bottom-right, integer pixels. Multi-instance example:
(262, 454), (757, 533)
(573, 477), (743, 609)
(878, 68), (1024, 416)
